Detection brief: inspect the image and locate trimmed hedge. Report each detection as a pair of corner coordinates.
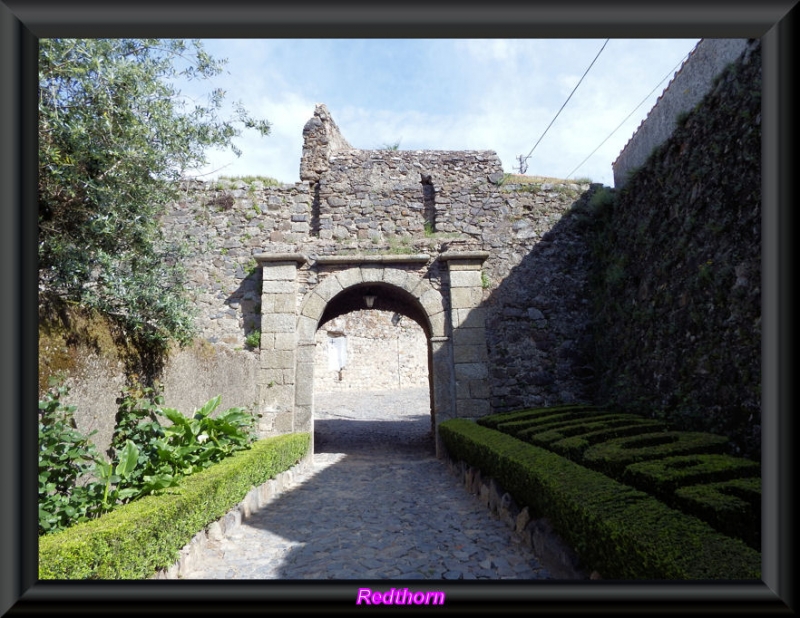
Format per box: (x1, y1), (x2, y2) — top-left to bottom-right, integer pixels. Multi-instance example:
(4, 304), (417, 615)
(674, 477), (761, 550)
(582, 431), (731, 476)
(495, 409), (620, 435)
(623, 455), (761, 550)
(480, 406), (760, 545)
(623, 454), (760, 496)
(39, 432), (310, 579)
(476, 404), (599, 430)
(547, 421), (668, 459)
(439, 418), (760, 580)
(522, 415), (662, 443)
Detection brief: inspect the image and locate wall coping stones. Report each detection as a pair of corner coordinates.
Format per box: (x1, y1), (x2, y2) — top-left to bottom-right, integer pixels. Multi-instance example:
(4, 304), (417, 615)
(255, 253), (309, 264)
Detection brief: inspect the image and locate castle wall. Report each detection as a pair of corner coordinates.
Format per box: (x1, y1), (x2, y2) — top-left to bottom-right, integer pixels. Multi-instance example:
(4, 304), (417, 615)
(597, 39), (762, 458)
(612, 38), (749, 189)
(161, 159), (596, 418)
(41, 37), (762, 458)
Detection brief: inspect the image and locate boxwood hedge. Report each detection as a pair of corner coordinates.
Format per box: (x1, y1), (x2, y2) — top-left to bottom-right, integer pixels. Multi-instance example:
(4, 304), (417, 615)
(39, 432), (310, 579)
(439, 418), (760, 580)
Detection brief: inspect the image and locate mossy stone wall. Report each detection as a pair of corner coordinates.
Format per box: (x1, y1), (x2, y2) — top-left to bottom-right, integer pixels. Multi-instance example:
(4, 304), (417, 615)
(590, 40), (761, 459)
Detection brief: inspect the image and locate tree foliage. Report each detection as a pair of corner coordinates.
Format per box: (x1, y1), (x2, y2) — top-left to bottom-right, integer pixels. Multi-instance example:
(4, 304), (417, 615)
(38, 39), (270, 345)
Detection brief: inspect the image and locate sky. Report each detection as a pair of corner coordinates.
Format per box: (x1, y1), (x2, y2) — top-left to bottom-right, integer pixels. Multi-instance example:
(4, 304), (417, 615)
(176, 39), (702, 187)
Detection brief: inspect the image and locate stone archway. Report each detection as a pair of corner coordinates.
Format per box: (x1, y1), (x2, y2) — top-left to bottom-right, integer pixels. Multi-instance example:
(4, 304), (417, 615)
(254, 251), (490, 458)
(295, 262), (450, 456)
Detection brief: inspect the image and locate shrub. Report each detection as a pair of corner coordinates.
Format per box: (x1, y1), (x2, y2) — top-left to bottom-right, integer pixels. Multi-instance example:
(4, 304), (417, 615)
(475, 406), (761, 548)
(39, 380), (258, 536)
(39, 433), (310, 579)
(582, 431), (731, 476)
(439, 419), (760, 579)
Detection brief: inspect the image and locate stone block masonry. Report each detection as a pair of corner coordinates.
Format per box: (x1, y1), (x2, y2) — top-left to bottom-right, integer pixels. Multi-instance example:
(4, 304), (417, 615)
(151, 45), (760, 456)
(45, 35), (760, 462)
(256, 254), (306, 435)
(314, 310), (428, 392)
(159, 104), (603, 439)
(442, 251), (491, 418)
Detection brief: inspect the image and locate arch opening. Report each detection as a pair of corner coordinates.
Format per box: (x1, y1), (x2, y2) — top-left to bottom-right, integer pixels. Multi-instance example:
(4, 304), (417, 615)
(318, 282), (431, 337)
(312, 284), (435, 455)
(291, 267), (450, 457)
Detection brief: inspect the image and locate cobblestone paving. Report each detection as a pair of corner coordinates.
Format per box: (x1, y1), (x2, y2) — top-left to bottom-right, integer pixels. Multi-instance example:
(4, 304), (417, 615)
(179, 389), (555, 580)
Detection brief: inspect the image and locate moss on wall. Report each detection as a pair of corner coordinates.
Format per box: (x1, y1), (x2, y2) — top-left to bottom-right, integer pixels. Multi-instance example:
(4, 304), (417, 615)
(38, 294), (260, 456)
(588, 41), (761, 460)
(38, 295), (142, 396)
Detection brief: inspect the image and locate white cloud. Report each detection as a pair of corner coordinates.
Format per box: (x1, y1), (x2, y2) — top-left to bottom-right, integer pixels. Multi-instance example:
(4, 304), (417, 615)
(179, 38), (701, 187)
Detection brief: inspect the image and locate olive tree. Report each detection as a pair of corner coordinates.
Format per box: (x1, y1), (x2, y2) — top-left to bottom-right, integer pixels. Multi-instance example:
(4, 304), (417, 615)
(38, 38), (270, 345)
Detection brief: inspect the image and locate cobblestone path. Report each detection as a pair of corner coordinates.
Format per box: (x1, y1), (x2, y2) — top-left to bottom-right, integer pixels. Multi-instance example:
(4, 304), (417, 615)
(179, 388), (556, 580)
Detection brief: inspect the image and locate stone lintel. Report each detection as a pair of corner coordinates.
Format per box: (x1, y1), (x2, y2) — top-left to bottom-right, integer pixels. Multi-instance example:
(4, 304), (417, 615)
(314, 254), (430, 265)
(439, 251), (490, 266)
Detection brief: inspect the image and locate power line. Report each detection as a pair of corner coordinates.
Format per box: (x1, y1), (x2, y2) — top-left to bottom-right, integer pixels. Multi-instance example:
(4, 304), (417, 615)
(563, 50), (693, 181)
(516, 39), (610, 174)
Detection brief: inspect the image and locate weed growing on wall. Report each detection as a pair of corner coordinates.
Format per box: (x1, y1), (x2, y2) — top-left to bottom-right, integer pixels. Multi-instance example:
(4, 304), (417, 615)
(245, 329), (261, 349)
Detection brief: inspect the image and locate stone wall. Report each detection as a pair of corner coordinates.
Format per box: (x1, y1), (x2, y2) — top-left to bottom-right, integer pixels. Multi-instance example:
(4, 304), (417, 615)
(38, 302), (260, 457)
(313, 310), (428, 392)
(612, 38), (750, 189)
(41, 36), (761, 458)
(594, 39), (761, 459)
(160, 140), (597, 421)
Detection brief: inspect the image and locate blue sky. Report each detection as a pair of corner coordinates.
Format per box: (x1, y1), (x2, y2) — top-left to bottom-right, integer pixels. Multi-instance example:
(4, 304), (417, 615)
(177, 38), (702, 187)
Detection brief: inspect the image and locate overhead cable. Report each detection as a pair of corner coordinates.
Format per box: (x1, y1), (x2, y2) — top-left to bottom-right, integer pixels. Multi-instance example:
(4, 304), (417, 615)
(564, 50), (693, 181)
(516, 38), (610, 174)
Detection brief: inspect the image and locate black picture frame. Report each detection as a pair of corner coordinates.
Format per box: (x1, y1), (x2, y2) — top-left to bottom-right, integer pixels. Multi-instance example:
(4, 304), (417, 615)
(2, 1), (795, 614)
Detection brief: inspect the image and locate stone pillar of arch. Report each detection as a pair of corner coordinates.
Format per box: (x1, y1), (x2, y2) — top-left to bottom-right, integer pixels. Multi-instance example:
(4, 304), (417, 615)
(255, 253), (307, 436)
(440, 251), (491, 419)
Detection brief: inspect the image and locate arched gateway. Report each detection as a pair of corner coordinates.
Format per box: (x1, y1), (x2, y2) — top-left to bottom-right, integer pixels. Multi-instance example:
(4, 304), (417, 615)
(255, 250), (491, 457)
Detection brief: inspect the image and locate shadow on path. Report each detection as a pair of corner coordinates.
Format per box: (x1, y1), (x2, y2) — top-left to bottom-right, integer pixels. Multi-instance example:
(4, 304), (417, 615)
(181, 389), (552, 580)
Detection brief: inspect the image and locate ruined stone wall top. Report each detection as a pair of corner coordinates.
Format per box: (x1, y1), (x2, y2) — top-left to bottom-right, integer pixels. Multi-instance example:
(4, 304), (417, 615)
(300, 103), (353, 182)
(299, 102), (504, 189)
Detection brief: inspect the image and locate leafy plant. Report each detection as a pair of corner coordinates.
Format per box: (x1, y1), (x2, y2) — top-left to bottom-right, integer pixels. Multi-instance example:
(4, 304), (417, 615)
(39, 379), (257, 536)
(154, 396), (255, 477)
(93, 439), (141, 513)
(38, 380), (104, 535)
(109, 383), (176, 497)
